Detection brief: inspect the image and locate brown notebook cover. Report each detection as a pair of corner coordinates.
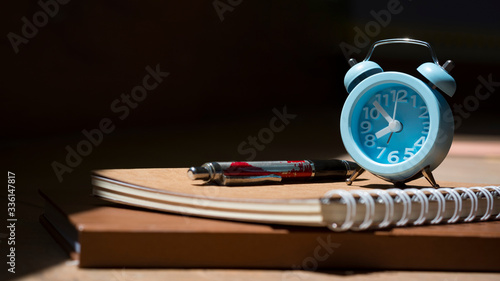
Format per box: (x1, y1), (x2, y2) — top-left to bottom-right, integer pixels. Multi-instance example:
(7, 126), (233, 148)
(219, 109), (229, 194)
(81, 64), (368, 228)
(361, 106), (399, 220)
(40, 187), (500, 270)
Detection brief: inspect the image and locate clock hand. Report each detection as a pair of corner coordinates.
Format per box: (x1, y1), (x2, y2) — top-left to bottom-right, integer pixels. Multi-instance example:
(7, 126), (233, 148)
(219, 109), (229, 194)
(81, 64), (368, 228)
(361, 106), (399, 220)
(387, 132), (394, 144)
(372, 101), (393, 123)
(375, 126), (392, 139)
(387, 91), (401, 144)
(392, 91), (400, 121)
(375, 120), (403, 140)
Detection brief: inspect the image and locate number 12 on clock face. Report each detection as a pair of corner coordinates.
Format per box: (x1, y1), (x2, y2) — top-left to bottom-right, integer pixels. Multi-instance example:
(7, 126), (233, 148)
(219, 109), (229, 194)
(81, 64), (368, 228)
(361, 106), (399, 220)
(355, 86), (430, 165)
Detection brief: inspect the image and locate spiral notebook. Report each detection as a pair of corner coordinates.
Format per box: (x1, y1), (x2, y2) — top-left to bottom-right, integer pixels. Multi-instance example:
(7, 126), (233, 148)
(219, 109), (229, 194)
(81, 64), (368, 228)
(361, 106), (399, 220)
(91, 168), (500, 231)
(40, 187), (500, 270)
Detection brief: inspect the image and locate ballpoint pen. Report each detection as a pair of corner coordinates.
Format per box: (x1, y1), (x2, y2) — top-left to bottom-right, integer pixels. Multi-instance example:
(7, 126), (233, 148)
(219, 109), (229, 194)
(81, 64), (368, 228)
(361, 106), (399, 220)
(187, 160), (361, 185)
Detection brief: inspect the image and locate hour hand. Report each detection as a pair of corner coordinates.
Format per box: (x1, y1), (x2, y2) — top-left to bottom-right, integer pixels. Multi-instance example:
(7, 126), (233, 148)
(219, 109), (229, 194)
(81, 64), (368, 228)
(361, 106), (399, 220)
(373, 101), (393, 123)
(375, 125), (391, 139)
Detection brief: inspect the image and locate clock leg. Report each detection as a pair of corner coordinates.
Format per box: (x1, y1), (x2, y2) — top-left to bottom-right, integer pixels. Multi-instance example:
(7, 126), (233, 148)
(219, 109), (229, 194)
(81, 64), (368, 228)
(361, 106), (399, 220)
(346, 167), (365, 185)
(421, 166), (440, 188)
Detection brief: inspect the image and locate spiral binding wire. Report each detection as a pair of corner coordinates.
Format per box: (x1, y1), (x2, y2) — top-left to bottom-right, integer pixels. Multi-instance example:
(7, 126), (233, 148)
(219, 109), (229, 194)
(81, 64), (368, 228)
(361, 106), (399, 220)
(386, 188), (412, 226)
(438, 188), (462, 223)
(366, 189), (394, 228)
(421, 188), (446, 224)
(486, 186), (500, 219)
(404, 188), (429, 225)
(350, 190), (375, 231)
(322, 190), (357, 232)
(322, 186), (500, 232)
(469, 187), (494, 221)
(454, 187), (479, 222)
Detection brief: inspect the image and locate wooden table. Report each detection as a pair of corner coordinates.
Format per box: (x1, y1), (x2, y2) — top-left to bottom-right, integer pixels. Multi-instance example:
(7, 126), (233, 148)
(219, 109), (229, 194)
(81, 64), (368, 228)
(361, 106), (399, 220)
(7, 136), (500, 281)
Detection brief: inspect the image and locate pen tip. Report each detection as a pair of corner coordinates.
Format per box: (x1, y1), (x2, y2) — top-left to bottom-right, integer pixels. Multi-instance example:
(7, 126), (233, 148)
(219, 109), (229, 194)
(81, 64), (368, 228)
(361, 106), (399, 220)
(187, 166), (210, 180)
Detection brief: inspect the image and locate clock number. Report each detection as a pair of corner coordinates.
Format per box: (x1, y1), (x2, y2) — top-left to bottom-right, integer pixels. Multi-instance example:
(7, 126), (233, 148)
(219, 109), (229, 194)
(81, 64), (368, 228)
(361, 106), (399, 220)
(376, 146), (386, 159)
(403, 147), (415, 160)
(411, 95), (417, 108)
(390, 89), (408, 103)
(419, 106), (429, 118)
(360, 121), (371, 134)
(388, 150), (399, 164)
(397, 90), (408, 102)
(414, 136), (426, 147)
(422, 121), (430, 134)
(375, 94), (389, 106)
(362, 107), (380, 120)
(364, 134), (376, 147)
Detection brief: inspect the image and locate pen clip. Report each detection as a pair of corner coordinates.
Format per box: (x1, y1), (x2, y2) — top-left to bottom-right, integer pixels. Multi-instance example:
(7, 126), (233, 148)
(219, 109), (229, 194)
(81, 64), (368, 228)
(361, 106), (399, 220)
(221, 174), (282, 185)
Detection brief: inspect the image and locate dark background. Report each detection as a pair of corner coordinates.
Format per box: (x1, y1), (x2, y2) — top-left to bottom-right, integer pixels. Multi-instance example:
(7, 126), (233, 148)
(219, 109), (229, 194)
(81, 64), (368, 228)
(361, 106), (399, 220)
(1, 0), (500, 277)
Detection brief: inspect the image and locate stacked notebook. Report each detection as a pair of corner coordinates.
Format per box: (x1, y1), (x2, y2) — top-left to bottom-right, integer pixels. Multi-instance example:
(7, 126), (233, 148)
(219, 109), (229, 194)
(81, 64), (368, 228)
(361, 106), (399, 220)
(91, 168), (500, 230)
(40, 168), (500, 270)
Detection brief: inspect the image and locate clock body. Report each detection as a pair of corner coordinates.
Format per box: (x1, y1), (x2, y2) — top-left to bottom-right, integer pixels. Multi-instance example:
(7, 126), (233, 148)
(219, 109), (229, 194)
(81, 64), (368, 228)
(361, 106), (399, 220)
(340, 71), (454, 183)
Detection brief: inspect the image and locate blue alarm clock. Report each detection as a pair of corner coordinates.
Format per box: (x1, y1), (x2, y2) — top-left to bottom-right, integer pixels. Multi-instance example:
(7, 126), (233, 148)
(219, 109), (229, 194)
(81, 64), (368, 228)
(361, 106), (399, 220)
(340, 38), (456, 188)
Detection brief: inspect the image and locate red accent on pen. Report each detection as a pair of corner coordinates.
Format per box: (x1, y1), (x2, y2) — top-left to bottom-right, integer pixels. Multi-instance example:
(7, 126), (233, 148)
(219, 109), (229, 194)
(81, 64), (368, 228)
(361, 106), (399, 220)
(223, 161), (313, 178)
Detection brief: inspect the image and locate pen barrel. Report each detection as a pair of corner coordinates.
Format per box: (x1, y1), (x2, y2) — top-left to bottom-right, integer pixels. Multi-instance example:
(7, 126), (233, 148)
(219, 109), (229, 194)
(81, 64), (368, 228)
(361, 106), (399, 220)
(192, 160), (359, 185)
(217, 160), (314, 179)
(311, 160), (350, 178)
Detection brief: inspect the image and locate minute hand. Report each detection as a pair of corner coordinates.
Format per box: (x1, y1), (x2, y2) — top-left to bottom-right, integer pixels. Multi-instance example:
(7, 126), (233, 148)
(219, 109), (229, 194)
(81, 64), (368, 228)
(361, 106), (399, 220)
(373, 101), (393, 123)
(387, 91), (401, 144)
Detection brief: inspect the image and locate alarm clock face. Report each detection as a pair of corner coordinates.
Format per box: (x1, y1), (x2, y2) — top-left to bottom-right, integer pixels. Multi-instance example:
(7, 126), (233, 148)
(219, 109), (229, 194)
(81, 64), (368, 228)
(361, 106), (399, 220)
(341, 72), (453, 181)
(352, 83), (428, 164)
